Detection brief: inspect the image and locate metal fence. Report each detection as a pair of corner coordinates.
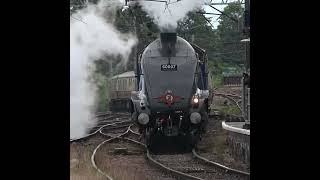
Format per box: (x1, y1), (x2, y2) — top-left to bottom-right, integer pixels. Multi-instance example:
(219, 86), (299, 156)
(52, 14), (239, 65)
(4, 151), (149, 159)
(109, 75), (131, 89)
(223, 75), (242, 86)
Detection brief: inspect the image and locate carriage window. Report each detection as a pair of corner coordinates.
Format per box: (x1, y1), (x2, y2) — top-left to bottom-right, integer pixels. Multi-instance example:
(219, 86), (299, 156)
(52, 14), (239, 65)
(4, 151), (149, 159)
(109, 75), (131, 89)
(133, 79), (136, 90)
(111, 80), (114, 90)
(121, 79), (124, 90)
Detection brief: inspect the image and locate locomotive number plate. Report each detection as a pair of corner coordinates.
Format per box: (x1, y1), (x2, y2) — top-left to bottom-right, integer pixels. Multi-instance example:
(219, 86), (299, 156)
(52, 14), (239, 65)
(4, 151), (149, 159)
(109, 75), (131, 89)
(161, 64), (177, 71)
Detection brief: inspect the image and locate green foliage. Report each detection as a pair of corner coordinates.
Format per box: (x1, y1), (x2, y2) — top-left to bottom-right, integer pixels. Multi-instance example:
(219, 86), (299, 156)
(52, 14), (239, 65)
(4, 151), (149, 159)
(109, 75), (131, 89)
(177, 11), (218, 52)
(215, 2), (246, 67)
(96, 78), (109, 112)
(71, 2), (246, 111)
(213, 74), (223, 88)
(176, 3), (245, 88)
(114, 5), (160, 72)
(91, 72), (110, 112)
(220, 105), (241, 116)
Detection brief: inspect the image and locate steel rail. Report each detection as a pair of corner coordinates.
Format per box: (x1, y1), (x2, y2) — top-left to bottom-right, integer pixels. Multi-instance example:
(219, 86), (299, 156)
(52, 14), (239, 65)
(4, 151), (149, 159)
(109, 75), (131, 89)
(70, 120), (131, 142)
(192, 148), (250, 176)
(146, 149), (204, 180)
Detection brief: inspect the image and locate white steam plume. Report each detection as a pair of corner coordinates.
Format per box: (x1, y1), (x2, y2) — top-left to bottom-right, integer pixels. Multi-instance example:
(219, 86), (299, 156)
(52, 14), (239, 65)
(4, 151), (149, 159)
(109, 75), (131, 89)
(70, 0), (137, 139)
(139, 0), (206, 31)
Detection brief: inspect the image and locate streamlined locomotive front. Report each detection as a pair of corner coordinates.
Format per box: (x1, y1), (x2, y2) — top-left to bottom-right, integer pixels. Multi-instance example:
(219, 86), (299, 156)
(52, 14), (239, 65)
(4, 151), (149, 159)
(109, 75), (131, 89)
(131, 33), (209, 147)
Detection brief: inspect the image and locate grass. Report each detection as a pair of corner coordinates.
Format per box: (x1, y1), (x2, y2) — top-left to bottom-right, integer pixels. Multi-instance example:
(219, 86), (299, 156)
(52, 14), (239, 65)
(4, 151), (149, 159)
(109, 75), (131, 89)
(97, 156), (147, 180)
(70, 143), (106, 180)
(213, 74), (223, 88)
(212, 135), (228, 161)
(92, 72), (110, 112)
(197, 119), (228, 160)
(70, 141), (149, 180)
(96, 77), (109, 112)
(219, 105), (241, 116)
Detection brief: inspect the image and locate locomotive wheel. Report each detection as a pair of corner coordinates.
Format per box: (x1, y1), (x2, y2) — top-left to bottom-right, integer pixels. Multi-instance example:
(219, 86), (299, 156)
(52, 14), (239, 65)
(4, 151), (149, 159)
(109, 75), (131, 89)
(146, 129), (155, 150)
(146, 128), (161, 151)
(131, 111), (137, 122)
(191, 131), (200, 147)
(183, 130), (200, 150)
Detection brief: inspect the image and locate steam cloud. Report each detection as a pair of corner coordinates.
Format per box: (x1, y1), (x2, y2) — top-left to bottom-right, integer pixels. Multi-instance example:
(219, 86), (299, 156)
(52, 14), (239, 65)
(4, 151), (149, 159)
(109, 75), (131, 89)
(139, 0), (206, 31)
(70, 0), (207, 139)
(70, 0), (136, 139)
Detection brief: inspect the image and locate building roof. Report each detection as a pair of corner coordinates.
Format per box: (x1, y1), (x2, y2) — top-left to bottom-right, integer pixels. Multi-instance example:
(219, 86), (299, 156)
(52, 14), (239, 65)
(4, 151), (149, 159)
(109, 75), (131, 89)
(111, 71), (135, 79)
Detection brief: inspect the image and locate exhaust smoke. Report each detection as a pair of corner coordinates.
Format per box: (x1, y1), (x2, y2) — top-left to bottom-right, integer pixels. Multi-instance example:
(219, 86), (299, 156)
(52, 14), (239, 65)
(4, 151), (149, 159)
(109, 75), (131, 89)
(70, 0), (137, 139)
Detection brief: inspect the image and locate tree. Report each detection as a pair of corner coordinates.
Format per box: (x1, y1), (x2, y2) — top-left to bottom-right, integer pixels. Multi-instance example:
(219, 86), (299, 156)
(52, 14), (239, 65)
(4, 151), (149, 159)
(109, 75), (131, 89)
(177, 12), (217, 49)
(216, 2), (245, 69)
(114, 4), (160, 72)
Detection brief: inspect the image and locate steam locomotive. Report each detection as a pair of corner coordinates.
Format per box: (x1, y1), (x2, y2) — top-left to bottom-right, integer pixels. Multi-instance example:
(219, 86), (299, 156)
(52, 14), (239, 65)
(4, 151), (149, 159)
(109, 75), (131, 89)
(110, 33), (213, 148)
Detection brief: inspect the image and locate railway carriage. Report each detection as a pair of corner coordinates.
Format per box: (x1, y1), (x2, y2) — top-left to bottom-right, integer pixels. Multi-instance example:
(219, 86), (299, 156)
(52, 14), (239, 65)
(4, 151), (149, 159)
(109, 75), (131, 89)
(109, 71), (137, 112)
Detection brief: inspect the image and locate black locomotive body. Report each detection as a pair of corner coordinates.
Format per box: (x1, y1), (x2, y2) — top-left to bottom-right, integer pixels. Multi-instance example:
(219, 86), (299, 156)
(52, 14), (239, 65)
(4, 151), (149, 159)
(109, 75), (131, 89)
(130, 33), (212, 148)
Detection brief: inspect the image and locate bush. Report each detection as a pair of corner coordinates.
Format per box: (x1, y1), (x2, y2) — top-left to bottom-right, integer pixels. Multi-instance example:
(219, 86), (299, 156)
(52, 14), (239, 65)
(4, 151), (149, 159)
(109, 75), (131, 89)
(213, 74), (223, 88)
(92, 72), (110, 112)
(220, 105), (241, 116)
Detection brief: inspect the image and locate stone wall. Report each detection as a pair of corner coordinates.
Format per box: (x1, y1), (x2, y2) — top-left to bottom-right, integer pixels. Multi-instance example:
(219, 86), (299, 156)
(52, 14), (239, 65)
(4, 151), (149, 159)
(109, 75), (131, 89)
(226, 131), (250, 165)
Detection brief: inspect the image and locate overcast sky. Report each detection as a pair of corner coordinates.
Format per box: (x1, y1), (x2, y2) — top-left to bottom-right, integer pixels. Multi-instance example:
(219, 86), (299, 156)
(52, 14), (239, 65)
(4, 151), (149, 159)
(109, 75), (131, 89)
(203, 0), (245, 29)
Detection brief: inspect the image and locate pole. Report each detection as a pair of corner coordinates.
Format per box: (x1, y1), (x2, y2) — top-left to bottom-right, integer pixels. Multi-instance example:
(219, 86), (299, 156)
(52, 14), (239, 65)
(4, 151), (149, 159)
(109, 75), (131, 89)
(110, 61), (113, 77)
(244, 0), (250, 127)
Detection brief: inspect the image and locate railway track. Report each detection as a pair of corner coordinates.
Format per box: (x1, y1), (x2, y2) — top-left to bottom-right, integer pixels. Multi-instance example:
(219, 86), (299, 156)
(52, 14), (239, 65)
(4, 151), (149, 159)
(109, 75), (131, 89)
(71, 111), (249, 180)
(214, 90), (243, 114)
(70, 112), (131, 142)
(192, 149), (250, 177)
(89, 123), (249, 179)
(214, 92), (241, 99)
(146, 149), (249, 180)
(91, 124), (145, 180)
